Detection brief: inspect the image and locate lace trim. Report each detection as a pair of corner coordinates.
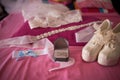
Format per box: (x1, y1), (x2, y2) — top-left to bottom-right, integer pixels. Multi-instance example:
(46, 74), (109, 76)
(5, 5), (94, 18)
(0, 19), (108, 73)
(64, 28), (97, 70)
(35, 21), (102, 40)
(104, 31), (120, 48)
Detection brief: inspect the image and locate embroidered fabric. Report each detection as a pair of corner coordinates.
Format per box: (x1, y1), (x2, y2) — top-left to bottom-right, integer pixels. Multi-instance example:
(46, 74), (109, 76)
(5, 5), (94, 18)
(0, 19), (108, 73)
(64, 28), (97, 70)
(22, 1), (82, 29)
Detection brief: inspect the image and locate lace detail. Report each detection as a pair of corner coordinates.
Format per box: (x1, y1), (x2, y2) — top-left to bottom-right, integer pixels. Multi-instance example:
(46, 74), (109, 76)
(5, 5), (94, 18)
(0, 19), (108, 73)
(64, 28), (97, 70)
(36, 21), (102, 40)
(89, 29), (106, 46)
(104, 31), (120, 48)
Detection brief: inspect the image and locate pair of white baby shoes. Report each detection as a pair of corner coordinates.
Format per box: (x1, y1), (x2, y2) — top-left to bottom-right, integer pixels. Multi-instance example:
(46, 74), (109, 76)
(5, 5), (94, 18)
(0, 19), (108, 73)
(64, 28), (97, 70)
(82, 19), (120, 66)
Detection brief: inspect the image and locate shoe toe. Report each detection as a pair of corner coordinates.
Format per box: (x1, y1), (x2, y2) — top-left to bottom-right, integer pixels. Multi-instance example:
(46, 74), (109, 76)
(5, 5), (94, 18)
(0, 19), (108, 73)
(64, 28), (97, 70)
(82, 47), (96, 62)
(82, 49), (90, 62)
(98, 52), (107, 65)
(98, 51), (119, 66)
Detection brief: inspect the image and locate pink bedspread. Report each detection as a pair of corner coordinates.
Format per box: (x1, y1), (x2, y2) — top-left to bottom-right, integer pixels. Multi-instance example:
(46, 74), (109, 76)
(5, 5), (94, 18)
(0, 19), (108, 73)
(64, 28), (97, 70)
(0, 12), (120, 80)
(0, 46), (120, 80)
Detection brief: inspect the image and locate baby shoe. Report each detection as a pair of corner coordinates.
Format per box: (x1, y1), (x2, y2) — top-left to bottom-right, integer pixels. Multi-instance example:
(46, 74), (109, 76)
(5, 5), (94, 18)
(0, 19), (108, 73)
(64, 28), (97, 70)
(82, 19), (111, 62)
(98, 23), (120, 66)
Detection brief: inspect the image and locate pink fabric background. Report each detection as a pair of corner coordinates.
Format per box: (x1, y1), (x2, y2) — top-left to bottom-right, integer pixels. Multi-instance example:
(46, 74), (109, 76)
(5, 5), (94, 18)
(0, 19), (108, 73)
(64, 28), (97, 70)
(0, 12), (120, 80)
(0, 46), (120, 80)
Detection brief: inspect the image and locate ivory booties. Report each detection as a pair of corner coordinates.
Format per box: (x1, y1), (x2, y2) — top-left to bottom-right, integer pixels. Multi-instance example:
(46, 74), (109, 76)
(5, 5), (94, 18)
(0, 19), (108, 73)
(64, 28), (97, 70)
(82, 19), (111, 62)
(82, 19), (120, 66)
(98, 23), (120, 66)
